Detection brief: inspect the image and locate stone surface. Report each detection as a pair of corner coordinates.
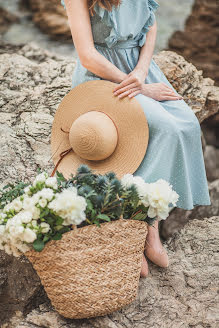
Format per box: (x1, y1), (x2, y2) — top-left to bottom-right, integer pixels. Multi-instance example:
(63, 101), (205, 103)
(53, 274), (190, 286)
(23, 0), (72, 41)
(0, 41), (75, 186)
(154, 50), (219, 123)
(3, 217), (219, 328)
(204, 145), (219, 181)
(168, 0), (219, 86)
(160, 179), (219, 240)
(0, 252), (47, 325)
(0, 7), (19, 35)
(0, 40), (219, 326)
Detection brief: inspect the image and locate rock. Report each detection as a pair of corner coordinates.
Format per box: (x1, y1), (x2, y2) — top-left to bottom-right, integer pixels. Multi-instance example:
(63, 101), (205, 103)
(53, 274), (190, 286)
(0, 252), (47, 325)
(154, 50), (219, 123)
(0, 41), (76, 186)
(160, 179), (219, 240)
(0, 7), (19, 35)
(201, 113), (219, 148)
(0, 40), (219, 325)
(23, 0), (72, 41)
(204, 145), (219, 181)
(3, 216), (219, 328)
(168, 0), (219, 87)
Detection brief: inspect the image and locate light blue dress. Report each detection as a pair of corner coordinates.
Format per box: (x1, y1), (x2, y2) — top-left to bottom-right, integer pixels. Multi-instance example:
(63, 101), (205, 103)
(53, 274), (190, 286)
(61, 0), (211, 210)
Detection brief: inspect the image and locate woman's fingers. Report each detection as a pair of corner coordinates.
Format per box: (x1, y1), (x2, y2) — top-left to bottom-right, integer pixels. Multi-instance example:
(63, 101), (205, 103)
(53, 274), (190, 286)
(114, 82), (138, 95)
(113, 75), (135, 92)
(128, 90), (141, 98)
(161, 95), (182, 101)
(116, 87), (140, 99)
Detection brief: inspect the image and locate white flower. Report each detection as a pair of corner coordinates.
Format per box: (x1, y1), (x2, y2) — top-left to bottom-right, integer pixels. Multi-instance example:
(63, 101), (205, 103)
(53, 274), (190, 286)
(32, 172), (48, 187)
(48, 187), (87, 226)
(10, 198), (23, 213)
(38, 198), (47, 208)
(20, 211), (33, 224)
(45, 177), (58, 190)
(145, 179), (179, 220)
(0, 225), (6, 235)
(40, 222), (50, 233)
(24, 185), (31, 194)
(32, 207), (40, 220)
(22, 228), (37, 243)
(23, 196), (35, 211)
(38, 188), (54, 201)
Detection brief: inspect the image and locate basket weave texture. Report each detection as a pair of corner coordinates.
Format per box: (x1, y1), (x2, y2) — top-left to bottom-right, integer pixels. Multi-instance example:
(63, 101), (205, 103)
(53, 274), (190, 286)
(26, 219), (148, 319)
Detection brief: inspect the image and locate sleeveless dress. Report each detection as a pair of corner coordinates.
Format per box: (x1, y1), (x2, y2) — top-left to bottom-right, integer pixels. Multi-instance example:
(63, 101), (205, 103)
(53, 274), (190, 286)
(61, 0), (211, 210)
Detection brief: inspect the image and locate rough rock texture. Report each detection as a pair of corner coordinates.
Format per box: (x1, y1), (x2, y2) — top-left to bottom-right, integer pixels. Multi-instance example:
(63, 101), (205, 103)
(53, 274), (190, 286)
(204, 146), (219, 181)
(23, 0), (72, 40)
(154, 51), (219, 123)
(0, 41), (75, 186)
(201, 113), (219, 148)
(0, 41), (219, 326)
(0, 252), (47, 325)
(0, 7), (19, 35)
(161, 179), (219, 240)
(168, 0), (219, 86)
(3, 217), (219, 328)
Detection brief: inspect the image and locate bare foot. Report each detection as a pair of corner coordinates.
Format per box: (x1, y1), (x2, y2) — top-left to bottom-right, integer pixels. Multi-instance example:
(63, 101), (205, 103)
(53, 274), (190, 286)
(140, 254), (149, 278)
(145, 220), (169, 268)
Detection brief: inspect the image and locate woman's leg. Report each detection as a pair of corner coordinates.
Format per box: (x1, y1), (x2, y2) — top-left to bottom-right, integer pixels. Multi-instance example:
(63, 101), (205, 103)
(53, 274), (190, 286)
(140, 254), (149, 278)
(145, 220), (169, 267)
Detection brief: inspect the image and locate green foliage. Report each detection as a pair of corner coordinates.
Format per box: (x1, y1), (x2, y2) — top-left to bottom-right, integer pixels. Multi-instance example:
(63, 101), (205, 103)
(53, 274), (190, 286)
(0, 181), (29, 210)
(56, 164), (152, 227)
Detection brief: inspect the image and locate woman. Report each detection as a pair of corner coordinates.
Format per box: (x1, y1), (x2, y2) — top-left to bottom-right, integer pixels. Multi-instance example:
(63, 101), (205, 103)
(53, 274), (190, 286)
(61, 0), (211, 277)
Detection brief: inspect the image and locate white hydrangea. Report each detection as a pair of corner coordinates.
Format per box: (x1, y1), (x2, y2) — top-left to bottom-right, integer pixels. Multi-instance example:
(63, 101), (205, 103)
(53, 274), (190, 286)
(145, 179), (179, 220)
(32, 172), (48, 187)
(22, 228), (37, 243)
(48, 187), (87, 226)
(45, 177), (58, 190)
(121, 174), (179, 221)
(38, 188), (54, 201)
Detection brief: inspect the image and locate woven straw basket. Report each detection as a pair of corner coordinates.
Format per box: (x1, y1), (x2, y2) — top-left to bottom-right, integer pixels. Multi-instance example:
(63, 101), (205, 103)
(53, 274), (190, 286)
(26, 218), (148, 319)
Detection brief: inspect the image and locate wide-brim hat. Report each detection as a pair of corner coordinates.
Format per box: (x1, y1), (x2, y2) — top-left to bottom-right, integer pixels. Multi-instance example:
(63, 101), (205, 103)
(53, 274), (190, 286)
(51, 80), (149, 179)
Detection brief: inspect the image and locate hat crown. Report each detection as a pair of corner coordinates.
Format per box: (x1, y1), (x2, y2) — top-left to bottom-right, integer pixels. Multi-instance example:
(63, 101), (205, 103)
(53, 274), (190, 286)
(69, 111), (118, 161)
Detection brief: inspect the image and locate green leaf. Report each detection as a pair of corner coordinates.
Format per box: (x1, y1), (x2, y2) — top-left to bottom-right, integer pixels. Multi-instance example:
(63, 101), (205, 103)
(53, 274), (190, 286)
(43, 235), (50, 242)
(56, 216), (64, 225)
(52, 233), (62, 240)
(93, 220), (100, 227)
(97, 214), (111, 222)
(33, 239), (45, 252)
(86, 199), (93, 211)
(132, 212), (147, 221)
(40, 207), (49, 218)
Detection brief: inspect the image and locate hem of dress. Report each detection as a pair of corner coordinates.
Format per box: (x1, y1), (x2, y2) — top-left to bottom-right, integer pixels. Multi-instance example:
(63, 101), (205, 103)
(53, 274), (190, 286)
(173, 201), (212, 211)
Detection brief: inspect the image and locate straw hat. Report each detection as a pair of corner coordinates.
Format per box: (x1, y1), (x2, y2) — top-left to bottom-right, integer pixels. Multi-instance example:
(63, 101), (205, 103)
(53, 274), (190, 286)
(51, 80), (149, 179)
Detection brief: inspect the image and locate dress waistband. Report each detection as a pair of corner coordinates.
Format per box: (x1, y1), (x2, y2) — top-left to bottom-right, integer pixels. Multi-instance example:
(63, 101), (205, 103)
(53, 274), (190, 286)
(94, 39), (140, 49)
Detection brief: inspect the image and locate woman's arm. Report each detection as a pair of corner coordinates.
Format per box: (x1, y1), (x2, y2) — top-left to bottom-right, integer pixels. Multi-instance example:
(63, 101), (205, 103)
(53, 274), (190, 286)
(134, 20), (157, 79)
(64, 0), (127, 83)
(113, 18), (182, 101)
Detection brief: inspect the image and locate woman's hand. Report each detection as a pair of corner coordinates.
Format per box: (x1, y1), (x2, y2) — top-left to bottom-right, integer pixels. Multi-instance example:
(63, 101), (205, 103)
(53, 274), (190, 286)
(113, 68), (148, 99)
(142, 83), (183, 101)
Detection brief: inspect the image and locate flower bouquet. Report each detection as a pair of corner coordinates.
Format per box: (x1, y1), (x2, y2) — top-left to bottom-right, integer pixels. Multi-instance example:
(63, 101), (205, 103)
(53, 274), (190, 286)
(0, 165), (178, 319)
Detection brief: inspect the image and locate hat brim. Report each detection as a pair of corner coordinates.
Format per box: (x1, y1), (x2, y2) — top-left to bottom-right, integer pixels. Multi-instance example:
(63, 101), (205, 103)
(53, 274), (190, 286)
(51, 80), (149, 179)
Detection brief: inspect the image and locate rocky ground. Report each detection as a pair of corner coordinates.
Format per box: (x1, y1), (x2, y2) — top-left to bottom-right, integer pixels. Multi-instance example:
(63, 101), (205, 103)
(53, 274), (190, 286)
(0, 41), (218, 327)
(168, 0), (219, 87)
